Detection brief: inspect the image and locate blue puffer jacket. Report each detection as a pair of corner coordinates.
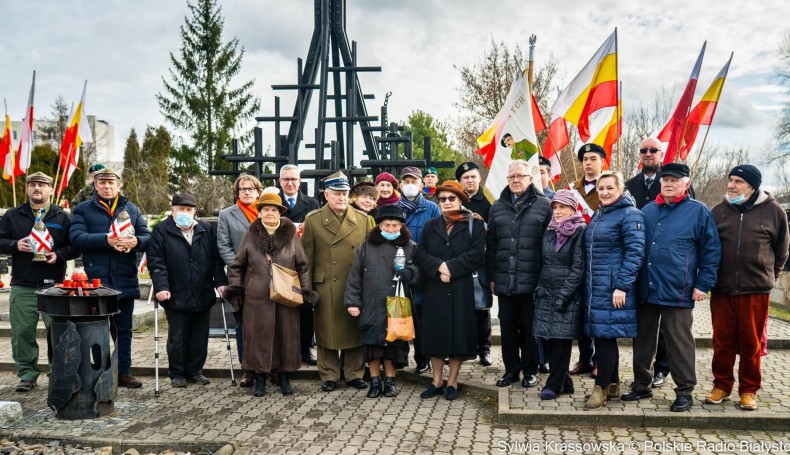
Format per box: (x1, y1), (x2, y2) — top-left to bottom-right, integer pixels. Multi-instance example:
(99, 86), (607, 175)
(584, 194), (645, 339)
(400, 195), (440, 244)
(70, 196), (151, 300)
(638, 195), (721, 308)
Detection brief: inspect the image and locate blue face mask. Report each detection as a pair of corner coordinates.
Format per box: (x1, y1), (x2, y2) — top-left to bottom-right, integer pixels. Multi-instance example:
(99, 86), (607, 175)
(381, 230), (401, 241)
(726, 193), (746, 205)
(175, 212), (194, 228)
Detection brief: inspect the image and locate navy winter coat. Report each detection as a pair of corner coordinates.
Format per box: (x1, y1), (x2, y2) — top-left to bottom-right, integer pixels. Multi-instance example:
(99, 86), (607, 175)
(584, 195), (645, 339)
(70, 196), (151, 300)
(638, 195), (721, 307)
(486, 186), (551, 296)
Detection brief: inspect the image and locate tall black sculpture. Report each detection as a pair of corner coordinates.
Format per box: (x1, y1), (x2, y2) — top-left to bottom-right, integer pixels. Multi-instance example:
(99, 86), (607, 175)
(213, 0), (452, 195)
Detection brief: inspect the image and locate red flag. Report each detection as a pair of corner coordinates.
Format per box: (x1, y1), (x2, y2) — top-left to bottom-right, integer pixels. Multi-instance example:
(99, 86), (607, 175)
(56, 81), (93, 199)
(658, 43), (705, 163)
(0, 100), (13, 179)
(679, 53), (732, 160)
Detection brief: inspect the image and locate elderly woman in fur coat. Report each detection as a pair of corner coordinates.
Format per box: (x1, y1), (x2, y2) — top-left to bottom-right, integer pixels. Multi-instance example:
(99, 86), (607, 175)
(225, 192), (318, 397)
(344, 205), (420, 398)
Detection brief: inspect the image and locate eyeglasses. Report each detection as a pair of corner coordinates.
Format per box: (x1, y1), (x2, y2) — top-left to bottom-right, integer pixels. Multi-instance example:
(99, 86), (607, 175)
(238, 187), (258, 193)
(507, 174), (528, 181)
(438, 195), (458, 203)
(280, 178), (299, 183)
(639, 147), (661, 154)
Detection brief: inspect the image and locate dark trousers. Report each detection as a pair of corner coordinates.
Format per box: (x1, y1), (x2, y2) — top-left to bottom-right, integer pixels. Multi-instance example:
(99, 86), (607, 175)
(300, 304), (314, 356)
(594, 338), (619, 388)
(577, 335), (595, 364)
(536, 337), (547, 365)
(110, 297), (135, 376)
(235, 307), (244, 362)
(633, 303), (696, 396)
(164, 307), (211, 379)
(711, 293), (769, 395)
(475, 309), (492, 356)
(545, 339), (572, 392)
(498, 294), (537, 376)
(413, 304), (427, 365)
(654, 332), (670, 375)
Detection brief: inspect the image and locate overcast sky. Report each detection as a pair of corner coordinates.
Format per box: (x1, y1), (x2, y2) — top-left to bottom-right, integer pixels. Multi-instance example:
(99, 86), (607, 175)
(1, 0), (788, 174)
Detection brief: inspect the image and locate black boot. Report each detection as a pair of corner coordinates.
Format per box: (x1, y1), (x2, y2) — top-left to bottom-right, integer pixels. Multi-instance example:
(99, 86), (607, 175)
(383, 376), (397, 397)
(366, 376), (382, 398)
(279, 373), (293, 396)
(253, 373), (266, 397)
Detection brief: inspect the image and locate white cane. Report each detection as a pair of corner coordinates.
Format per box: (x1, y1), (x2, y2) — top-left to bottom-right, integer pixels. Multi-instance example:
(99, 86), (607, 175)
(149, 285), (160, 397)
(219, 296), (237, 385)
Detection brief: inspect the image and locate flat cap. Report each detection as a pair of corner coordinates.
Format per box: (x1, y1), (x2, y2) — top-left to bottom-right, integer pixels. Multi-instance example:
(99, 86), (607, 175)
(660, 163), (690, 179)
(171, 193), (197, 207)
(26, 172), (53, 186)
(93, 168), (122, 180)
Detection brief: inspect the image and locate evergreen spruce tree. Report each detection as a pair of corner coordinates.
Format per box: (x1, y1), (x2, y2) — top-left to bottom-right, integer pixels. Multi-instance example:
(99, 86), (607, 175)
(156, 0), (261, 173)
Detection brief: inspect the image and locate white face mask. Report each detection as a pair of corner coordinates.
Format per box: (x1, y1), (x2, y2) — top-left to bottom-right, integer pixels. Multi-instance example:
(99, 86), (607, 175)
(401, 184), (420, 198)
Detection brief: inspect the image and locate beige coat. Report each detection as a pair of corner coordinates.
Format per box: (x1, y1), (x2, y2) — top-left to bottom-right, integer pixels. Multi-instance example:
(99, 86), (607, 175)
(302, 205), (374, 349)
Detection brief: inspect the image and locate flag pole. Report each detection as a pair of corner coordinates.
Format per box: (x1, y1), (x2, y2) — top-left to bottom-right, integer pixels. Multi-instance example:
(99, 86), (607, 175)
(615, 31), (621, 171)
(689, 123), (713, 180)
(527, 35), (536, 88)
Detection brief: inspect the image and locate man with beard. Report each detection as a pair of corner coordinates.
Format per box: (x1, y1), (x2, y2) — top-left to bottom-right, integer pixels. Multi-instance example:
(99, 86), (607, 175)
(0, 172), (79, 392)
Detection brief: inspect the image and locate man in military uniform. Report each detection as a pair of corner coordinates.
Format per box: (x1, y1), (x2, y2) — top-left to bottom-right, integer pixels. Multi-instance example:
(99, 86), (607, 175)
(301, 171), (375, 392)
(502, 133), (539, 161)
(0, 172), (79, 392)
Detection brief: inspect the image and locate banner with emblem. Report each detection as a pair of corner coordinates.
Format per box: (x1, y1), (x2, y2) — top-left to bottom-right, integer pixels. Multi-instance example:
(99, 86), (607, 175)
(481, 74), (541, 201)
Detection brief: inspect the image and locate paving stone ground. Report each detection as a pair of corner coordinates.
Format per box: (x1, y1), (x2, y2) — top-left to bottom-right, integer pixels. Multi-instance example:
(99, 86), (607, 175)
(0, 299), (788, 453)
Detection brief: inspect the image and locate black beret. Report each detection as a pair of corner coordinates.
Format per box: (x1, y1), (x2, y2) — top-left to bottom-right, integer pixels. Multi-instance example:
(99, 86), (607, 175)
(660, 163), (690, 179)
(171, 193), (198, 207)
(455, 161), (479, 181)
(577, 143), (606, 161)
(539, 156), (551, 168)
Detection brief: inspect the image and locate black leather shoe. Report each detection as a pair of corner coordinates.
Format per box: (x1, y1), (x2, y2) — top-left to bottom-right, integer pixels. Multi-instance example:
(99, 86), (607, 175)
(480, 353), (493, 366)
(495, 372), (519, 387)
(253, 374), (266, 397)
(420, 384), (444, 399)
(383, 377), (397, 397)
(652, 371), (667, 388)
(521, 375), (538, 388)
(569, 362), (593, 375)
(670, 395), (693, 412)
(539, 363), (550, 374)
(366, 377), (382, 398)
(239, 372), (254, 388)
(621, 388), (653, 401)
(187, 374), (211, 385)
(321, 381), (337, 392)
(345, 378), (368, 389)
(301, 353), (317, 366)
(415, 363), (430, 375)
(445, 385), (459, 400)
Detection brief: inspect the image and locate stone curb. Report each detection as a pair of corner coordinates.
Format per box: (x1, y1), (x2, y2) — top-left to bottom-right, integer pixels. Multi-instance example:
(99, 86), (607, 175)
(497, 387), (790, 431)
(0, 433), (231, 454)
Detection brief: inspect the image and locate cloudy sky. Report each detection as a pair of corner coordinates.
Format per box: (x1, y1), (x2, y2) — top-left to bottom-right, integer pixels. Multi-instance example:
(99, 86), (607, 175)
(1, 0), (788, 173)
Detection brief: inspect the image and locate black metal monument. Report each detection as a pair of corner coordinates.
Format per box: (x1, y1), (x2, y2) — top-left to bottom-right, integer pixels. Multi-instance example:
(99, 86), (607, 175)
(210, 0), (453, 195)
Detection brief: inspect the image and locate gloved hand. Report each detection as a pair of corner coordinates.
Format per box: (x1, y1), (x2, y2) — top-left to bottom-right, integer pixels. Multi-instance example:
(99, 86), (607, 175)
(395, 265), (418, 284)
(302, 289), (320, 306)
(223, 285), (245, 311)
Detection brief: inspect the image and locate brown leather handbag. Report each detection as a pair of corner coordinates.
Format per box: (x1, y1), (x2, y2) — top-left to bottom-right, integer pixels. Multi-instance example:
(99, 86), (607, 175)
(266, 253), (303, 307)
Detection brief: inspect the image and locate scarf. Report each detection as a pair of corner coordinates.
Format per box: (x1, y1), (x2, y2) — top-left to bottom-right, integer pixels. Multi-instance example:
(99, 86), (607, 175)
(442, 209), (469, 235)
(548, 213), (585, 252)
(263, 219), (280, 235)
(655, 191), (688, 206)
(423, 186), (436, 196)
(377, 191), (400, 207)
(97, 195), (119, 218)
(237, 199), (259, 223)
(398, 192), (422, 219)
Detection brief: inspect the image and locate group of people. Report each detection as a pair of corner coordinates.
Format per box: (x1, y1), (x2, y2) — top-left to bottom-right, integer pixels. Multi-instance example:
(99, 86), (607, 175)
(0, 140), (786, 411)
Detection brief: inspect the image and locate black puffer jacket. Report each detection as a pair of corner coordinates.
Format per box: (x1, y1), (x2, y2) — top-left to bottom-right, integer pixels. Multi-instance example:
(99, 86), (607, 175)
(533, 227), (586, 340)
(486, 186), (552, 296)
(147, 217), (228, 312)
(344, 227), (419, 346)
